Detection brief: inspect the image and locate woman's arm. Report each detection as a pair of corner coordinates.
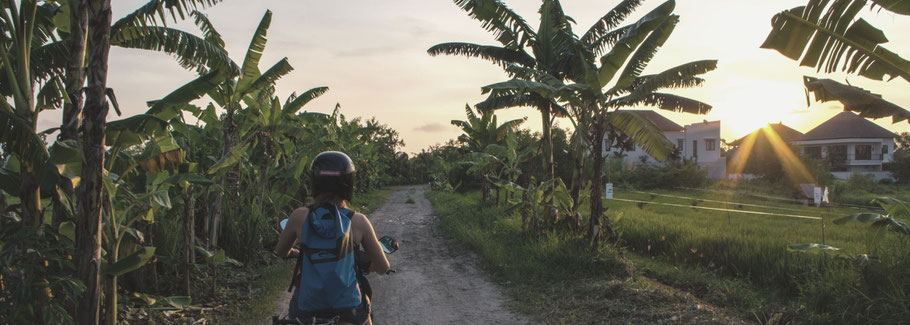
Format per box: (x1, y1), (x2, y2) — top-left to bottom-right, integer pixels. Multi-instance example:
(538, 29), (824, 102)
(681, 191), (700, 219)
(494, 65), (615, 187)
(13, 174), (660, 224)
(354, 213), (390, 274)
(274, 208), (307, 258)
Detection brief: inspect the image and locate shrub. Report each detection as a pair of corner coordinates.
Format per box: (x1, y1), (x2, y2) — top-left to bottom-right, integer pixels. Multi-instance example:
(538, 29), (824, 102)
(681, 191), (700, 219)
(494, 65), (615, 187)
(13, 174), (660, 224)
(622, 160), (709, 190)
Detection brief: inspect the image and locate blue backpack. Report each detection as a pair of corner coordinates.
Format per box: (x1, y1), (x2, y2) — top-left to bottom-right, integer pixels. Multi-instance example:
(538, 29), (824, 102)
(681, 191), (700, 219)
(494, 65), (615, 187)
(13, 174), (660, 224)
(295, 203), (361, 311)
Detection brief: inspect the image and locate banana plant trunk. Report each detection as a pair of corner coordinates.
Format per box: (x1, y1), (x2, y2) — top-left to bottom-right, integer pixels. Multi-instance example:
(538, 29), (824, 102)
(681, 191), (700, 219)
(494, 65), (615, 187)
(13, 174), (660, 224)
(588, 115), (619, 252)
(61, 0), (88, 141)
(210, 102), (236, 249)
(76, 0), (112, 323)
(540, 105), (555, 183)
(589, 116), (605, 244)
(183, 186), (196, 296)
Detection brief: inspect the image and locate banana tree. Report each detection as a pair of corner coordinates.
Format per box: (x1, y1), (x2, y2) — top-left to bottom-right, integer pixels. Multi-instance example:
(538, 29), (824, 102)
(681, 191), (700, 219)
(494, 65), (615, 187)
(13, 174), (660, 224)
(201, 9), (295, 250)
(761, 0), (910, 122)
(430, 0), (564, 187)
(451, 104), (526, 202)
(488, 175), (572, 233)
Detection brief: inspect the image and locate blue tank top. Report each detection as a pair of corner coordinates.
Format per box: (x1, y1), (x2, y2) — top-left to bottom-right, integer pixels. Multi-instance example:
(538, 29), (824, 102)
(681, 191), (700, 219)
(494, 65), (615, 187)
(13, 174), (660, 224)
(296, 203), (361, 311)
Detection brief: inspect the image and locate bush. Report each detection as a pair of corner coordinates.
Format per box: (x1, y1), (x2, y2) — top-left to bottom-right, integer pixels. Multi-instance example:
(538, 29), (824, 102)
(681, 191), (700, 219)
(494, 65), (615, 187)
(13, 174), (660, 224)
(618, 160), (709, 190)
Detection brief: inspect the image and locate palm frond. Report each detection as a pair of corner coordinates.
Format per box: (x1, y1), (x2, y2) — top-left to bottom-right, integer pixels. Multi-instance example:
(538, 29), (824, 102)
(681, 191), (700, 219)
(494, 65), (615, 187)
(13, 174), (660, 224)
(243, 57), (293, 97)
(481, 79), (558, 98)
(111, 25), (238, 74)
(237, 10), (273, 92)
(622, 60), (717, 99)
(870, 0), (910, 14)
(452, 0), (535, 48)
(804, 76), (910, 123)
(0, 109), (49, 169)
(475, 93), (539, 111)
(587, 25), (631, 57)
(581, 0), (644, 45)
(191, 10), (225, 49)
(494, 117), (527, 139)
(611, 92), (712, 115)
(597, 0), (675, 87)
(29, 40), (68, 80)
(283, 86), (328, 115)
(112, 0), (222, 32)
(761, 0), (910, 82)
(427, 42), (535, 68)
(607, 110), (674, 161)
(147, 68), (229, 121)
(613, 15), (679, 89)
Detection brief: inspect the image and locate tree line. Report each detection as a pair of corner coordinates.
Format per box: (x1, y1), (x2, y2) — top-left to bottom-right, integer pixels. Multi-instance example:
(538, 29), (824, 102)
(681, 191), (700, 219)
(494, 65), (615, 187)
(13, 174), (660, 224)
(0, 2), (403, 324)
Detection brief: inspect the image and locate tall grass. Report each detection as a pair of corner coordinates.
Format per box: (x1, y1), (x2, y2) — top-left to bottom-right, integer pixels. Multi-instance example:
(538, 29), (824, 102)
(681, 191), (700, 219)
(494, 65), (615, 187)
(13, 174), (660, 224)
(607, 189), (910, 324)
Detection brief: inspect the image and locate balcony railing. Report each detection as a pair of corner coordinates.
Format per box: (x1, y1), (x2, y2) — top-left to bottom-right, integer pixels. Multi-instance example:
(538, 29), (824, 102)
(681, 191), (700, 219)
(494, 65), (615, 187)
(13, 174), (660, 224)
(825, 153), (886, 161)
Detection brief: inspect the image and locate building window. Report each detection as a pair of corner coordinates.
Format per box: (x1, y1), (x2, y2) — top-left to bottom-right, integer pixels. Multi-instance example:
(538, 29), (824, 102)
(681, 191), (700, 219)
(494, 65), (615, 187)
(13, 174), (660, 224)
(692, 140), (698, 158)
(705, 139), (716, 151)
(883, 144), (889, 155)
(677, 139), (684, 149)
(855, 144), (872, 160)
(806, 146), (822, 159)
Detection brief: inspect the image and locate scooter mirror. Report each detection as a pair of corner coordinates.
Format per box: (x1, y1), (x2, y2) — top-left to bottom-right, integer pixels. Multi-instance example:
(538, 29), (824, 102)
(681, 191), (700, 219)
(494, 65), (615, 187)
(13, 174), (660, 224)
(280, 218), (288, 230)
(379, 235), (398, 254)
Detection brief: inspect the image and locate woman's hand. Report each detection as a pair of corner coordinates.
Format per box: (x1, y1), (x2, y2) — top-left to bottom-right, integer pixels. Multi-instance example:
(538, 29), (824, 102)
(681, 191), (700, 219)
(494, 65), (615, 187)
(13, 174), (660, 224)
(287, 248), (300, 259)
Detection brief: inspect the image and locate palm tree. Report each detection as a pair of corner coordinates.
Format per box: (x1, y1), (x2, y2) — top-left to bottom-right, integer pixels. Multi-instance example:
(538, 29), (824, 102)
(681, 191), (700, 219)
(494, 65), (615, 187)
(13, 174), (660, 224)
(571, 0), (714, 246)
(429, 0), (565, 188)
(451, 104), (526, 201)
(762, 0), (910, 122)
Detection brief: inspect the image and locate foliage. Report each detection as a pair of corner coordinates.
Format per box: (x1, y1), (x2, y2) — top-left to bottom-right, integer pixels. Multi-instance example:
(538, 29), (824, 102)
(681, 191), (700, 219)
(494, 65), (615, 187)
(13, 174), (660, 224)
(762, 0), (910, 122)
(605, 159), (709, 190)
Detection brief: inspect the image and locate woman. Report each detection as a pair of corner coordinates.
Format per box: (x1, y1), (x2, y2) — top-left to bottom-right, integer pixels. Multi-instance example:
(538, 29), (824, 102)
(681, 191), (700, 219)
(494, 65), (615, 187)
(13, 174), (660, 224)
(275, 151), (390, 325)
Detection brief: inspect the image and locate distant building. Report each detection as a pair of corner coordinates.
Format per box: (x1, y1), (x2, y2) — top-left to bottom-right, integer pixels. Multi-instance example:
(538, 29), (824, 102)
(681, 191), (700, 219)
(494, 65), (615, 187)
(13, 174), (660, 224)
(726, 122), (805, 180)
(603, 110), (726, 179)
(792, 111), (897, 181)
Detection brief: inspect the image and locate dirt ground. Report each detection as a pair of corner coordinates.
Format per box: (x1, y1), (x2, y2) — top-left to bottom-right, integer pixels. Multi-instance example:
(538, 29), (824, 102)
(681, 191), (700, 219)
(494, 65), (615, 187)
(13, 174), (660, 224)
(270, 185), (530, 324)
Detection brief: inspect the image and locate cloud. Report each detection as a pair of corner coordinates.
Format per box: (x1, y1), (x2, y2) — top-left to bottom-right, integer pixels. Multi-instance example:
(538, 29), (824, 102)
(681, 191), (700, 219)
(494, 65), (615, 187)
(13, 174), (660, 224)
(413, 123), (448, 132)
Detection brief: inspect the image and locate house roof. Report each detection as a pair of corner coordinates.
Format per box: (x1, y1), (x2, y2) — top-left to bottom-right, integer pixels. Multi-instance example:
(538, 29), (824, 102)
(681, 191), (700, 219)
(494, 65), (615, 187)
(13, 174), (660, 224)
(799, 111), (897, 141)
(726, 123), (803, 147)
(626, 110), (684, 132)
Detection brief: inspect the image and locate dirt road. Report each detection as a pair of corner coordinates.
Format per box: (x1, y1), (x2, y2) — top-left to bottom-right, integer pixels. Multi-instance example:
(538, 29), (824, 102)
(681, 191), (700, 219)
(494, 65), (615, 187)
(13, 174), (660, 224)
(271, 185), (530, 324)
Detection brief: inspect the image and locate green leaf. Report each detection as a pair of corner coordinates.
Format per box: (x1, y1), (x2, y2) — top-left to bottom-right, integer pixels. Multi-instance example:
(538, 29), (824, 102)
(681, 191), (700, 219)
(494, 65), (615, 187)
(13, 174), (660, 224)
(106, 114), (170, 151)
(158, 296), (191, 309)
(788, 243), (840, 253)
(212, 249), (226, 264)
(598, 0), (675, 86)
(208, 142), (250, 175)
(194, 245), (215, 260)
(871, 0), (910, 15)
(163, 173), (214, 187)
(762, 1), (910, 82)
(803, 77), (910, 124)
(236, 10), (273, 93)
(834, 213), (885, 225)
(58, 221), (75, 242)
(147, 191), (171, 209)
(104, 247), (156, 276)
(134, 292), (157, 306)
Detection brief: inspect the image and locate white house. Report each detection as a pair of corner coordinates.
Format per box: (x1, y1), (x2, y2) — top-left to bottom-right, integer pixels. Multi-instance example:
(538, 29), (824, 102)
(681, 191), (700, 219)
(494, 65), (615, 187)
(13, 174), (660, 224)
(791, 111), (897, 181)
(603, 110), (726, 179)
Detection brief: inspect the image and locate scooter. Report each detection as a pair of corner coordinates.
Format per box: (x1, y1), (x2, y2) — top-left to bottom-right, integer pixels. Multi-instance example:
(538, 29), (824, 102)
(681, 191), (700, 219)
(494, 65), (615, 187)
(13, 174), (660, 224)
(272, 218), (399, 325)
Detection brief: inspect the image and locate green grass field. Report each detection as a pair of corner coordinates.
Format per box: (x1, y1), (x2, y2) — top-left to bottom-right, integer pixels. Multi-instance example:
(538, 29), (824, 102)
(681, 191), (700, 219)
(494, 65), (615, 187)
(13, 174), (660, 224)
(430, 188), (910, 324)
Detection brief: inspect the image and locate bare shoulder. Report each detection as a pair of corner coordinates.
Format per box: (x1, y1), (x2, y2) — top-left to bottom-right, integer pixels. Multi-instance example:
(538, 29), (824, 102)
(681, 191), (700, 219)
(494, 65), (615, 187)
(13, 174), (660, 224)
(288, 207), (309, 228)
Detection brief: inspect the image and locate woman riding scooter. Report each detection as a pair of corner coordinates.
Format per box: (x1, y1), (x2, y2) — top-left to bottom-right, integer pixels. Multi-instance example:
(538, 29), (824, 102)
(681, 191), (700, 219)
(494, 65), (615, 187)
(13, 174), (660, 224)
(275, 151), (390, 325)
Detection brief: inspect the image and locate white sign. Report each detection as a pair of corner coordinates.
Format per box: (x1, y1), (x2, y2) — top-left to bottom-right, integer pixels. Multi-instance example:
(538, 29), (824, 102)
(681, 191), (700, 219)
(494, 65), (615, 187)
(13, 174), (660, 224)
(823, 187), (829, 204)
(605, 183), (614, 199)
(812, 186), (822, 207)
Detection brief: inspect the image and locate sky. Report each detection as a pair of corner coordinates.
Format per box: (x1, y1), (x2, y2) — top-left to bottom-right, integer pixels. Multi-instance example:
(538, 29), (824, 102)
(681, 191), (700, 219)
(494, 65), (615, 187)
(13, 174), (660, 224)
(36, 0), (910, 153)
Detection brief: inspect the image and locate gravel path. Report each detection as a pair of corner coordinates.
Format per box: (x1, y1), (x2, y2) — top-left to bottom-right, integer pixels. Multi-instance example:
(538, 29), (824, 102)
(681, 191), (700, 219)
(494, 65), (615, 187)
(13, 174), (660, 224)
(270, 185), (530, 324)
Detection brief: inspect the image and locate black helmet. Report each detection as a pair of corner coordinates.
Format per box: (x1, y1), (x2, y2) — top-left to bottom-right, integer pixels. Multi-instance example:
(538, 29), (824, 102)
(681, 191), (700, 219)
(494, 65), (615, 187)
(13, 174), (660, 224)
(310, 151), (356, 201)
